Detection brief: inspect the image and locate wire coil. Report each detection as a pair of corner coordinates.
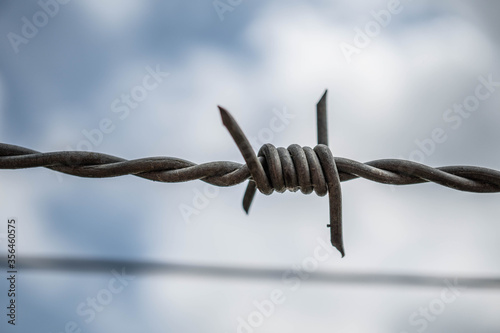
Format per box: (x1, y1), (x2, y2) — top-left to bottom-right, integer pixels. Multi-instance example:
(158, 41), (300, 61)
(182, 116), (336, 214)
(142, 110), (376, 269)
(253, 143), (332, 195)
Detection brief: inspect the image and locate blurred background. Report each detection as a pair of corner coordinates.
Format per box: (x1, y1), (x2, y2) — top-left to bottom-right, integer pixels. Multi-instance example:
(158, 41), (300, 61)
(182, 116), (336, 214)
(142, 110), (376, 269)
(0, 0), (499, 332)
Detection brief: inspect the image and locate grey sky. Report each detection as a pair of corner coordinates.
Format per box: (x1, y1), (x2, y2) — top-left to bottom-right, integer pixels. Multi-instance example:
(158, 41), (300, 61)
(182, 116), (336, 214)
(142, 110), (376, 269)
(0, 1), (499, 332)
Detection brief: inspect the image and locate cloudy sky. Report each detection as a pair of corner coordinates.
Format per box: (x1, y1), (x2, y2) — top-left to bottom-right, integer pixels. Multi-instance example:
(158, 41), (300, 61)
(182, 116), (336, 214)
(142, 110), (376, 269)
(0, 1), (499, 332)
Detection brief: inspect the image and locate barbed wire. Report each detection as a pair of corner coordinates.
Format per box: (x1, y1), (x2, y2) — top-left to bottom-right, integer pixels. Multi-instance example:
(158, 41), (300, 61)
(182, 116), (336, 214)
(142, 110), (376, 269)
(1, 90), (500, 256)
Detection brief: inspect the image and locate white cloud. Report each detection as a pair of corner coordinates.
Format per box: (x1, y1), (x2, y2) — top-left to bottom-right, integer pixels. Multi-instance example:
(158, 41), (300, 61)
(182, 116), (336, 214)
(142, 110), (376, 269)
(3, 1), (500, 331)
(77, 0), (148, 32)
(133, 1), (500, 277)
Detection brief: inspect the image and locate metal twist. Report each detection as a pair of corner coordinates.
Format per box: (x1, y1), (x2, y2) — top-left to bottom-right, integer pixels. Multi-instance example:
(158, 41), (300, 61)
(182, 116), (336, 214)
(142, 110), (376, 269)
(243, 144), (344, 255)
(219, 91), (343, 255)
(1, 90), (500, 257)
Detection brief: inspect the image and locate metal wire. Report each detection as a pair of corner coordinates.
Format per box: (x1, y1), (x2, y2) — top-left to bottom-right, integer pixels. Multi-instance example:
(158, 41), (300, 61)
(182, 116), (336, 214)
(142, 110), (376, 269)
(2, 256), (499, 289)
(1, 90), (500, 256)
(2, 143), (500, 191)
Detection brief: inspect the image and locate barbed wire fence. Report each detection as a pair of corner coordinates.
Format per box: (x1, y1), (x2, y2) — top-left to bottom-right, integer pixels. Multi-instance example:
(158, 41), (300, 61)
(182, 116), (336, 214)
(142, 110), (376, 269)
(1, 90), (500, 257)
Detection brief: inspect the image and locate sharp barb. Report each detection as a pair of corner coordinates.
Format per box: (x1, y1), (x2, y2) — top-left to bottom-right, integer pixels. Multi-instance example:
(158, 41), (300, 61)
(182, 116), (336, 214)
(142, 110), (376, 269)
(218, 105), (234, 129)
(314, 144), (344, 257)
(317, 90), (328, 146)
(218, 107), (263, 185)
(242, 181), (257, 214)
(327, 163), (344, 257)
(219, 106), (272, 215)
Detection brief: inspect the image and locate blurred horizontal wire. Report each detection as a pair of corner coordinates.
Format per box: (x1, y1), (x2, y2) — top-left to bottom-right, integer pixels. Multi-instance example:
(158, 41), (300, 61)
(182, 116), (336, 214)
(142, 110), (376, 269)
(2, 256), (499, 289)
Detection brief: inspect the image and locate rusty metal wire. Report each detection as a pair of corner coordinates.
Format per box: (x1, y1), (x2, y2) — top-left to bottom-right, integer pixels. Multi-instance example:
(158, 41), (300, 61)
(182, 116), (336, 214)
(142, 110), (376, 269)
(1, 90), (500, 256)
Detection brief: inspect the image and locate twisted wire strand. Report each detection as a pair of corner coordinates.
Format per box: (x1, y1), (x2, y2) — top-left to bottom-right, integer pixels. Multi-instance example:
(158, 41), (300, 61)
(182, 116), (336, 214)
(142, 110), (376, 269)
(2, 142), (500, 192)
(1, 90), (500, 257)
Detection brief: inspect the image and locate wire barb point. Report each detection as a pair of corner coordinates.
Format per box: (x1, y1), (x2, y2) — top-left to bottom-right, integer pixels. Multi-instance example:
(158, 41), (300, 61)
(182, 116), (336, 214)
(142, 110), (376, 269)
(317, 89), (329, 146)
(218, 105), (231, 128)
